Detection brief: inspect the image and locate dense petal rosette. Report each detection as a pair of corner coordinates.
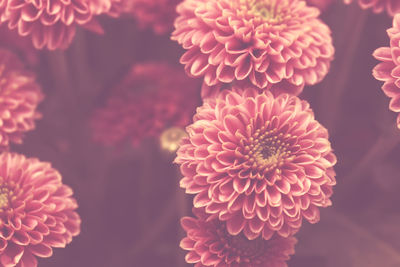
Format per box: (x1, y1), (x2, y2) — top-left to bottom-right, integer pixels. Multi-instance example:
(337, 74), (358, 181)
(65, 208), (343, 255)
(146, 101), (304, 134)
(0, 153), (81, 267)
(0, 0), (118, 49)
(91, 62), (201, 146)
(373, 14), (400, 128)
(344, 0), (400, 16)
(0, 49), (43, 151)
(123, 0), (181, 34)
(180, 209), (296, 267)
(171, 0), (334, 95)
(175, 86), (336, 239)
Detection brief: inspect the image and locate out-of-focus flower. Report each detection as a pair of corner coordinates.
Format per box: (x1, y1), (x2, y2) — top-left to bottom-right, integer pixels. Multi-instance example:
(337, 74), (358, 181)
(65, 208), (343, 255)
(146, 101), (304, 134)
(123, 0), (181, 34)
(306, 0), (334, 11)
(171, 0), (334, 96)
(373, 14), (400, 128)
(91, 62), (200, 147)
(0, 153), (81, 266)
(0, 49), (43, 151)
(343, 0), (400, 16)
(160, 127), (188, 153)
(175, 86), (336, 239)
(180, 208), (297, 267)
(0, 25), (38, 66)
(0, 0), (121, 50)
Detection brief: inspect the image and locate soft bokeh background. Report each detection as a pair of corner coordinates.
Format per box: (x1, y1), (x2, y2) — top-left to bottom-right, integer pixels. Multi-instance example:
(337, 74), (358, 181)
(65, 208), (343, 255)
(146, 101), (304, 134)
(8, 1), (400, 266)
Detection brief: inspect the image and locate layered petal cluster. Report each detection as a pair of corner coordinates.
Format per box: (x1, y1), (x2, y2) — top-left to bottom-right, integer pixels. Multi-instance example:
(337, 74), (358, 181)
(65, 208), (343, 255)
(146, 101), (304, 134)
(373, 14), (400, 128)
(175, 86), (336, 239)
(172, 0), (334, 96)
(91, 62), (200, 146)
(344, 0), (400, 16)
(0, 153), (81, 267)
(0, 49), (43, 151)
(124, 0), (181, 34)
(0, 0), (118, 49)
(180, 209), (297, 267)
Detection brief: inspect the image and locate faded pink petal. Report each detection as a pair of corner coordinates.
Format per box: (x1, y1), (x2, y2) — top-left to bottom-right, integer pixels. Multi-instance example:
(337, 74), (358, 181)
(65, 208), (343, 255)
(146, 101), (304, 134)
(344, 0), (400, 16)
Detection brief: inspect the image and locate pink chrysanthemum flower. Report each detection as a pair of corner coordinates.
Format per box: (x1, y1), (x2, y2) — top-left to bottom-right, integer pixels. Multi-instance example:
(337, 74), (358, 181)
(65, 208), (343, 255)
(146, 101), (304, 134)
(175, 86), (336, 239)
(0, 153), (81, 266)
(180, 208), (297, 267)
(373, 14), (400, 128)
(343, 0), (400, 16)
(171, 0), (334, 96)
(0, 49), (43, 151)
(0, 0), (118, 49)
(91, 62), (200, 146)
(123, 0), (181, 34)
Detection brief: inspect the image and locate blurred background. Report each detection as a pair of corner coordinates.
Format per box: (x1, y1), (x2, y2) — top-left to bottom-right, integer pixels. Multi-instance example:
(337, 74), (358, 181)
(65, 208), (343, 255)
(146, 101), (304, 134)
(5, 0), (400, 266)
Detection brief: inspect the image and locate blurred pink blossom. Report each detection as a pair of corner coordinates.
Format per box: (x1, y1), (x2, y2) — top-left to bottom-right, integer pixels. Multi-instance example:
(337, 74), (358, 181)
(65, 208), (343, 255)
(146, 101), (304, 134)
(344, 0), (400, 16)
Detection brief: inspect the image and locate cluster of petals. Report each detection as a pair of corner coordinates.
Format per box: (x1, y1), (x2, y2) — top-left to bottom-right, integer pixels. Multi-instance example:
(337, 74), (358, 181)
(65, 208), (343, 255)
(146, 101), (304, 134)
(343, 0), (400, 16)
(373, 14), (400, 128)
(175, 86), (336, 239)
(0, 0), (121, 50)
(91, 62), (200, 147)
(123, 0), (182, 34)
(171, 0), (334, 96)
(0, 152), (81, 267)
(180, 208), (297, 267)
(0, 49), (43, 151)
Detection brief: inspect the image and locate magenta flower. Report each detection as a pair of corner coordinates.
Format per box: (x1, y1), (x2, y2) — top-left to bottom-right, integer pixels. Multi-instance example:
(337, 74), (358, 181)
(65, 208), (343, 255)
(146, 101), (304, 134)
(0, 0), (118, 49)
(91, 62), (200, 146)
(175, 86), (336, 239)
(123, 0), (182, 34)
(373, 14), (400, 128)
(171, 0), (334, 96)
(0, 153), (81, 266)
(180, 208), (297, 267)
(344, 0), (400, 16)
(0, 49), (43, 151)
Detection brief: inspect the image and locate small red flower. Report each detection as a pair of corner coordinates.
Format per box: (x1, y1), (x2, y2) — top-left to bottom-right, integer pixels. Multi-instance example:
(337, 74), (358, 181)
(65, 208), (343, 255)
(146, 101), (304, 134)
(180, 208), (297, 267)
(0, 153), (81, 267)
(175, 86), (336, 239)
(373, 14), (400, 128)
(91, 62), (201, 146)
(172, 0), (334, 95)
(0, 49), (43, 151)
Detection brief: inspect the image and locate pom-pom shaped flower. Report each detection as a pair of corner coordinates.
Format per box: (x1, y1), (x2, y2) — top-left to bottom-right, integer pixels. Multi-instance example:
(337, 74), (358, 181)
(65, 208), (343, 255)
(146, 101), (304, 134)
(0, 153), (81, 266)
(0, 0), (116, 49)
(123, 0), (181, 34)
(175, 86), (336, 239)
(373, 14), (400, 128)
(91, 62), (200, 146)
(180, 208), (297, 267)
(343, 0), (400, 16)
(171, 0), (334, 95)
(0, 49), (43, 151)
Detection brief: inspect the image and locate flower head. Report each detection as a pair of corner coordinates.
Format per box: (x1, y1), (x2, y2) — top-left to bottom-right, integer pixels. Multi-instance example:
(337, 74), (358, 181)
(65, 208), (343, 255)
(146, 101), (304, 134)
(180, 208), (297, 267)
(0, 153), (81, 266)
(373, 14), (400, 128)
(172, 0), (334, 95)
(175, 86), (336, 239)
(91, 62), (201, 147)
(0, 49), (43, 151)
(0, 0), (118, 49)
(123, 0), (181, 34)
(343, 0), (400, 16)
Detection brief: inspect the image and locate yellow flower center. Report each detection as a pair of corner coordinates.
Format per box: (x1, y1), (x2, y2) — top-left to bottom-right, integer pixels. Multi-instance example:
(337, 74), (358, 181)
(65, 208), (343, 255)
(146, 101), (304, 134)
(160, 127), (188, 153)
(0, 187), (12, 210)
(236, 0), (287, 22)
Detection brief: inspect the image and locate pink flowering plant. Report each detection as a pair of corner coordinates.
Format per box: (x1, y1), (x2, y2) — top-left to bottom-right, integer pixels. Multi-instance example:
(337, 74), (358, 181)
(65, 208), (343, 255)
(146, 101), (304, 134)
(0, 0), (398, 266)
